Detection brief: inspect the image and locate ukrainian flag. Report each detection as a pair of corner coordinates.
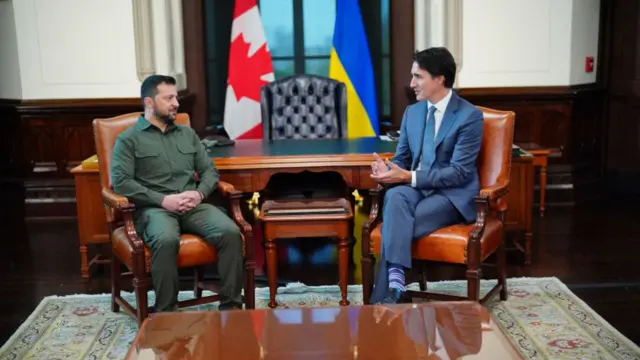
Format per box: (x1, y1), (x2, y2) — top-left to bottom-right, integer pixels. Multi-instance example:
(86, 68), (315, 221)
(329, 0), (379, 138)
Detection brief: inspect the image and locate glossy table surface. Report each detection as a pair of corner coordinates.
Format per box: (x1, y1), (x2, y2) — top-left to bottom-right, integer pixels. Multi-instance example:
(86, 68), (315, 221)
(126, 301), (522, 359)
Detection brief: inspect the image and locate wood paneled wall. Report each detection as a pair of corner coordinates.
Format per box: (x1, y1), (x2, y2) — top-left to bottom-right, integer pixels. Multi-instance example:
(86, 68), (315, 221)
(2, 0), (617, 219)
(402, 85), (607, 205)
(599, 0), (640, 194)
(0, 94), (195, 218)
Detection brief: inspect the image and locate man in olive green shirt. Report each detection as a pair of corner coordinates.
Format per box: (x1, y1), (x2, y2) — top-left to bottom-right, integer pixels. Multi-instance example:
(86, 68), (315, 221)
(111, 75), (243, 312)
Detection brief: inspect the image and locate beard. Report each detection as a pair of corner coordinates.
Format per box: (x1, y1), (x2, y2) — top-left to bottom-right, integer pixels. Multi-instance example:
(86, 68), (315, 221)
(153, 107), (177, 124)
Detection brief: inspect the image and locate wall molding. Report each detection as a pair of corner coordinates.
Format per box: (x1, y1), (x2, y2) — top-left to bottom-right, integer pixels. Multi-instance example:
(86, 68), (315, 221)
(414, 0), (463, 87)
(132, 0), (186, 89)
(132, 0), (156, 81)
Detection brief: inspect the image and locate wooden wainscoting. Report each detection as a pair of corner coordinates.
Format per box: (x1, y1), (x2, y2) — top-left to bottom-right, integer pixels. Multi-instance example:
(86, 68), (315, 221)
(0, 93), (195, 219)
(404, 85), (606, 206)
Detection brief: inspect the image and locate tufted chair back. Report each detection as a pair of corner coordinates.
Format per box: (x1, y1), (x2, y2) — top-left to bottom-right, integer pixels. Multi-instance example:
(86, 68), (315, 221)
(260, 74), (348, 140)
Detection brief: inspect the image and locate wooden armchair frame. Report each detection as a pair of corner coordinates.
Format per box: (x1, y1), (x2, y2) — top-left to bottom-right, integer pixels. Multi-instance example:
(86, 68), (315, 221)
(361, 107), (515, 304)
(93, 112), (255, 324)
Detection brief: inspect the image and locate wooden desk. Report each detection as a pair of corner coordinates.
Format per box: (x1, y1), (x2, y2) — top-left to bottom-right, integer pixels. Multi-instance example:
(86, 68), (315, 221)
(71, 138), (536, 279)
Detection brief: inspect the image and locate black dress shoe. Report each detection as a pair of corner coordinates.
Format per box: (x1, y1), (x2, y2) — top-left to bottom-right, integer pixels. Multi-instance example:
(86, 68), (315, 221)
(374, 288), (405, 304)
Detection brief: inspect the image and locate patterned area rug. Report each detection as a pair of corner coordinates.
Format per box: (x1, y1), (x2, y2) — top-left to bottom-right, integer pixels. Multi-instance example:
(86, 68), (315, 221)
(0, 277), (638, 359)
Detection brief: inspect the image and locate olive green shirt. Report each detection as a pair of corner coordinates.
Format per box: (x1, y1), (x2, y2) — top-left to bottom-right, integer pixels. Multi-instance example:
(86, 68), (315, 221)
(111, 116), (219, 208)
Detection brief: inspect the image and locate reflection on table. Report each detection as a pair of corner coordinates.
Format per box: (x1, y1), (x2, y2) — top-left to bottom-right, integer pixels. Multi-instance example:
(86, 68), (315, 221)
(126, 301), (522, 359)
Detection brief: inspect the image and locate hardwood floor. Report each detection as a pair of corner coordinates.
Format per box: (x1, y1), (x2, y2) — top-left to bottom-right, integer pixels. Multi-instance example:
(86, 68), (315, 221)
(1, 186), (639, 346)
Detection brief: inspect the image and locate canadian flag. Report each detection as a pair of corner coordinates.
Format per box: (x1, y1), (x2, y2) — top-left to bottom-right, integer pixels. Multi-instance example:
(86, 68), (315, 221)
(223, 0), (274, 140)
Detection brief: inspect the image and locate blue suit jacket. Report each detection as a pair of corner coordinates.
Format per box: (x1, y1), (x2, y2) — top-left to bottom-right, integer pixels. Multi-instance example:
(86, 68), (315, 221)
(391, 92), (483, 223)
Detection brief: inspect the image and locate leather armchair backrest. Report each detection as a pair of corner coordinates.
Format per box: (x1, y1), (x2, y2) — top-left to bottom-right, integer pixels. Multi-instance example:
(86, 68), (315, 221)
(260, 74), (347, 140)
(475, 106), (515, 210)
(92, 112), (190, 221)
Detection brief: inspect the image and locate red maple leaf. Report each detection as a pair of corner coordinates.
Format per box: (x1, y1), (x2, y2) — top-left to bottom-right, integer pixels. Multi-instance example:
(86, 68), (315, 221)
(228, 34), (273, 103)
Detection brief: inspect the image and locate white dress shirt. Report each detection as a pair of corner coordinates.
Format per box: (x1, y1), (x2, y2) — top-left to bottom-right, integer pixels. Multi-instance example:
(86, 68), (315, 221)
(411, 89), (453, 187)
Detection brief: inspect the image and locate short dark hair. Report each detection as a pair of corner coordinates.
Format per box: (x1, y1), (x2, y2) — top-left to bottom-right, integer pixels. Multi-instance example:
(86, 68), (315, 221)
(140, 74), (177, 104)
(412, 47), (456, 88)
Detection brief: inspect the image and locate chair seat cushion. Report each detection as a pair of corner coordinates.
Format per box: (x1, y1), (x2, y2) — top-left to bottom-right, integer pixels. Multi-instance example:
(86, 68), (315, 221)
(111, 226), (218, 273)
(370, 217), (503, 264)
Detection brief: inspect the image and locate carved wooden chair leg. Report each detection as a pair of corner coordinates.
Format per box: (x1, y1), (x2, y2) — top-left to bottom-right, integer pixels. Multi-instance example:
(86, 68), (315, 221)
(110, 252), (121, 313)
(134, 275), (149, 324)
(497, 242), (508, 300)
(361, 255), (374, 304)
(244, 260), (256, 309)
(466, 267), (481, 301)
(338, 236), (350, 306)
(194, 266), (204, 298)
(418, 262), (428, 291)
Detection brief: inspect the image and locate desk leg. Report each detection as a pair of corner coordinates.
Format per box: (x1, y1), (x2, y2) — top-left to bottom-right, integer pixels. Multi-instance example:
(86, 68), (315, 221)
(80, 244), (89, 280)
(539, 164), (547, 217)
(338, 236), (350, 306)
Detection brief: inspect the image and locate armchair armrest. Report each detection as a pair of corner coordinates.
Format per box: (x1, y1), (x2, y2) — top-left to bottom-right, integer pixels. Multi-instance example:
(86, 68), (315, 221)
(101, 188), (143, 252)
(216, 181), (254, 261)
(478, 182), (509, 202)
(468, 181), (509, 263)
(361, 185), (385, 254)
(102, 188), (135, 211)
(217, 181), (242, 198)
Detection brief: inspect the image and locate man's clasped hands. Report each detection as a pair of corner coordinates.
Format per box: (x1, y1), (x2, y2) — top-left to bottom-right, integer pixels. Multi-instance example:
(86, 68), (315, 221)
(370, 152), (411, 184)
(161, 190), (203, 213)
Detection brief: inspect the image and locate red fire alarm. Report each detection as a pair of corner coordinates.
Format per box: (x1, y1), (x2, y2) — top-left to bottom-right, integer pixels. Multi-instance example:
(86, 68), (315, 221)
(585, 56), (594, 73)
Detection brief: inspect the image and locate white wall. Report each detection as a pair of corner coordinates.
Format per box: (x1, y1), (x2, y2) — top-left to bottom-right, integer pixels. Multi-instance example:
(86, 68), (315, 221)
(415, 0), (600, 88)
(0, 1), (23, 99)
(570, 0), (600, 85)
(0, 0), (186, 100)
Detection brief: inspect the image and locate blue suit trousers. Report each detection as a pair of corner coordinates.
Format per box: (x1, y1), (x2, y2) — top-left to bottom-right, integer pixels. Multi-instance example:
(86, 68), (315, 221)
(369, 185), (465, 304)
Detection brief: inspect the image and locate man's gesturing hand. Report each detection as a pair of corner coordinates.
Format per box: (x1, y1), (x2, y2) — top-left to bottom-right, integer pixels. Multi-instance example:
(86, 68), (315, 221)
(370, 159), (411, 185)
(370, 152), (390, 176)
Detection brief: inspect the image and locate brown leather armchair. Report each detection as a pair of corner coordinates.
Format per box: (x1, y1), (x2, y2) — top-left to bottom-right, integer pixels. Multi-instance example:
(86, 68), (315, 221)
(361, 107), (514, 304)
(93, 112), (255, 324)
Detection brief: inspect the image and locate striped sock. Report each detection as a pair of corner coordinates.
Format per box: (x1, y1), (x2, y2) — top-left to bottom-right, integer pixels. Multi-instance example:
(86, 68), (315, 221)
(388, 263), (406, 292)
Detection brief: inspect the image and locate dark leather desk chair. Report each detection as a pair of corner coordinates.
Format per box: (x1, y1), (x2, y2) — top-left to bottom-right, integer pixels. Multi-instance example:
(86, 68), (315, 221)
(260, 74), (349, 200)
(259, 75), (356, 268)
(93, 112), (255, 324)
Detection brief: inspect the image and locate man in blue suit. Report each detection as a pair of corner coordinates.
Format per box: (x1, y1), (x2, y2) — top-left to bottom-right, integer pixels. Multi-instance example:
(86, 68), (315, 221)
(369, 47), (483, 304)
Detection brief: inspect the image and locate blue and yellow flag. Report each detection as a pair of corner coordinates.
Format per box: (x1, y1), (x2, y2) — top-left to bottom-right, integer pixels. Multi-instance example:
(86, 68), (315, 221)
(329, 0), (379, 138)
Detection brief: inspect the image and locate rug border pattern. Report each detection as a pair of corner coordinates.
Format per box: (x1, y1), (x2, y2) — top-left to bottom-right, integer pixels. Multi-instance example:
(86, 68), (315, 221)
(1, 277), (638, 360)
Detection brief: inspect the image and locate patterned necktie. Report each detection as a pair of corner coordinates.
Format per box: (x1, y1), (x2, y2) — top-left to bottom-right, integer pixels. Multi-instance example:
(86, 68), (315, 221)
(419, 105), (437, 169)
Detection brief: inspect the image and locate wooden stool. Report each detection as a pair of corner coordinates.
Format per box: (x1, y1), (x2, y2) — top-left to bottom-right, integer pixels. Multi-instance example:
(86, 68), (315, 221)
(259, 198), (354, 308)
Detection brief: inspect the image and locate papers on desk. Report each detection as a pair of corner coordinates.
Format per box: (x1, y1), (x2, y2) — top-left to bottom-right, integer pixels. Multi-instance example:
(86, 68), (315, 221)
(380, 130), (400, 142)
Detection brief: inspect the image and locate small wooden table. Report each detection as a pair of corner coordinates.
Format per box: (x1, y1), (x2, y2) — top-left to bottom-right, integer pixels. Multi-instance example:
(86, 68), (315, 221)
(517, 142), (553, 217)
(259, 199), (353, 308)
(125, 302), (523, 359)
